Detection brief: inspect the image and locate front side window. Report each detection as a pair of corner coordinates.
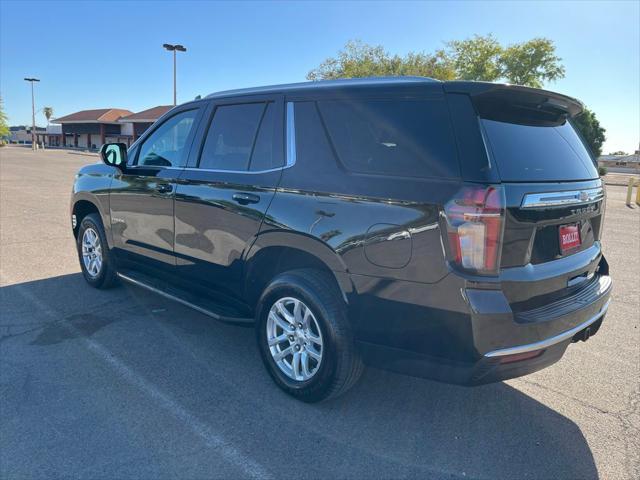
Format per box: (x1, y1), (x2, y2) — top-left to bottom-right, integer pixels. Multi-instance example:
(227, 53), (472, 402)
(137, 109), (198, 167)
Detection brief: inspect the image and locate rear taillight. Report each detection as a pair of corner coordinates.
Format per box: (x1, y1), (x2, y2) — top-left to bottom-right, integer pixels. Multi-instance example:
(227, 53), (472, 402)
(443, 185), (505, 275)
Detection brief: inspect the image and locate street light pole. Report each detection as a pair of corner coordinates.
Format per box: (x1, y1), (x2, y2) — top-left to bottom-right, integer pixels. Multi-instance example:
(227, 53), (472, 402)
(163, 44), (187, 106)
(24, 77), (40, 150)
(172, 49), (176, 106)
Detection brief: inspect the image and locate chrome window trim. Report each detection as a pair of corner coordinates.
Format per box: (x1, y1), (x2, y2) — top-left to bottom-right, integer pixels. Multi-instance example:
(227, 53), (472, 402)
(125, 164), (294, 176)
(286, 101), (296, 168)
(484, 299), (610, 358)
(124, 165), (183, 171)
(181, 165), (289, 175)
(117, 165), (287, 174)
(521, 187), (604, 209)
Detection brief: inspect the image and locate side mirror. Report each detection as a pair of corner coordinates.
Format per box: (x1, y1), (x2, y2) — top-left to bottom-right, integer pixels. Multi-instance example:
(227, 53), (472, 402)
(100, 143), (128, 170)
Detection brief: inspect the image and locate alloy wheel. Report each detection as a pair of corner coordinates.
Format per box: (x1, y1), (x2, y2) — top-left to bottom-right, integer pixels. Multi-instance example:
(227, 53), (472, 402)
(266, 296), (324, 381)
(81, 227), (103, 278)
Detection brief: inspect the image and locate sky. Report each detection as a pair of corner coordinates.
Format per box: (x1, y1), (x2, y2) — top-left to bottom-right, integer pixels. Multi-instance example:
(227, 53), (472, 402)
(1, 0), (638, 153)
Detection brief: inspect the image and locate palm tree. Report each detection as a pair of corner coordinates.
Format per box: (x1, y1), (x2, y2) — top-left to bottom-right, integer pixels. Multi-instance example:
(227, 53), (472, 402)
(43, 107), (53, 126)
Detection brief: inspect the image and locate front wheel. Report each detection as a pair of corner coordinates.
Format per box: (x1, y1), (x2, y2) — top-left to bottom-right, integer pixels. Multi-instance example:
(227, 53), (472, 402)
(76, 213), (118, 289)
(256, 269), (363, 402)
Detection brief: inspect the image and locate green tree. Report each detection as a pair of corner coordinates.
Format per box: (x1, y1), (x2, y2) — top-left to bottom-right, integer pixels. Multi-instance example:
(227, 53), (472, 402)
(0, 96), (9, 141)
(573, 107), (606, 157)
(306, 40), (455, 81)
(396, 50), (456, 80)
(43, 106), (53, 125)
(608, 150), (628, 156)
(446, 34), (502, 81)
(307, 38), (605, 155)
(307, 37), (566, 89)
(499, 38), (565, 88)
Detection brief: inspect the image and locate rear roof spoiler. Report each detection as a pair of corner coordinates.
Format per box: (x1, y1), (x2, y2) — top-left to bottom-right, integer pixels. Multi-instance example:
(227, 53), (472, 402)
(443, 81), (584, 118)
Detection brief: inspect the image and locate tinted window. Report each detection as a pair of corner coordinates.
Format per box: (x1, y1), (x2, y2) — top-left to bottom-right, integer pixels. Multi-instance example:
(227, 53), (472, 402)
(249, 103), (281, 171)
(293, 101), (341, 178)
(481, 119), (599, 181)
(199, 103), (264, 171)
(317, 99), (459, 178)
(137, 110), (197, 167)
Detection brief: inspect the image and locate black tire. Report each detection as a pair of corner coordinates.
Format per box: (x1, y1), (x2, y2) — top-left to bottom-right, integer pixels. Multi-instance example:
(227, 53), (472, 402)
(256, 268), (364, 403)
(76, 213), (118, 289)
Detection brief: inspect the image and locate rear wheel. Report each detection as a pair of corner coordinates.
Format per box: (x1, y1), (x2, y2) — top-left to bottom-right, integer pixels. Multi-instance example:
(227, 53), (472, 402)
(256, 269), (363, 402)
(76, 213), (118, 289)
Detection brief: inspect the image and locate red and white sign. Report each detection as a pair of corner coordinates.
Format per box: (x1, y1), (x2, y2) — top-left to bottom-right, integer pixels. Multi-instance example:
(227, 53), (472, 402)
(559, 224), (581, 253)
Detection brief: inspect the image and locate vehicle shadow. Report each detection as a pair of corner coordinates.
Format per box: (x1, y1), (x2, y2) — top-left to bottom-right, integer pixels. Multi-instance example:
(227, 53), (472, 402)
(1, 273), (598, 479)
(321, 369), (597, 478)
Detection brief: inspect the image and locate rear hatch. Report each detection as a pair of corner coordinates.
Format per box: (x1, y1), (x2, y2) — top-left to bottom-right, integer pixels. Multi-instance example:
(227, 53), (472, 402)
(444, 83), (606, 309)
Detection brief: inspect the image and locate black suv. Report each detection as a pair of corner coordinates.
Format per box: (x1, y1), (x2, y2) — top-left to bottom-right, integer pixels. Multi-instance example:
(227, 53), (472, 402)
(71, 77), (611, 402)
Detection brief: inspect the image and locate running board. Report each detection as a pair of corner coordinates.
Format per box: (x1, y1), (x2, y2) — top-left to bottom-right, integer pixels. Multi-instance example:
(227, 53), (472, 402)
(117, 271), (254, 325)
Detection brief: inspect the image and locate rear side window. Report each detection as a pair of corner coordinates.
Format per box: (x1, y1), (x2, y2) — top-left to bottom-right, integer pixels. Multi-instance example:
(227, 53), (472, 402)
(199, 102), (280, 171)
(317, 99), (459, 178)
(249, 103), (280, 171)
(481, 118), (599, 182)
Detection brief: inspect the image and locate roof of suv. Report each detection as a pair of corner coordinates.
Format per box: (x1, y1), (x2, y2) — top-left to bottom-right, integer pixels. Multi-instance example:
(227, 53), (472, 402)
(206, 76), (441, 99)
(204, 77), (583, 116)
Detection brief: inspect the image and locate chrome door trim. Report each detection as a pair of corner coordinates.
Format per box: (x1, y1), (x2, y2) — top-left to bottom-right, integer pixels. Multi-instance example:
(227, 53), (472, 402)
(521, 187), (604, 209)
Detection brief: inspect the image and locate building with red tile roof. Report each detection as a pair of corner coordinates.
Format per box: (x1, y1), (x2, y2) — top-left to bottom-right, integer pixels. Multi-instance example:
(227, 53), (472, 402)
(35, 105), (173, 150)
(51, 108), (133, 149)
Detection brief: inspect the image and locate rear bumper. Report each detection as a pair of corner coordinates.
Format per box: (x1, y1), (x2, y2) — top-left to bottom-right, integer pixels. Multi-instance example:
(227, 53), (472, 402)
(358, 336), (577, 386)
(357, 270), (612, 386)
(484, 298), (609, 359)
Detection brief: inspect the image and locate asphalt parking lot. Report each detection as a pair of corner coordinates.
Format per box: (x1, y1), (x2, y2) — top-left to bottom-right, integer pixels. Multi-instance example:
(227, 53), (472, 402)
(1, 145), (638, 479)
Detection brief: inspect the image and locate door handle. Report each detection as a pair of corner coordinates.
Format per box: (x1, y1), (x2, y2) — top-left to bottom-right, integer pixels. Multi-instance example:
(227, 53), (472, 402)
(232, 193), (260, 205)
(156, 183), (173, 194)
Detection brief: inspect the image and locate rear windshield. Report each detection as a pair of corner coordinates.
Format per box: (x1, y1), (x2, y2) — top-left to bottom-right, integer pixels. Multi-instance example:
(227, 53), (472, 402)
(481, 118), (599, 182)
(317, 99), (460, 179)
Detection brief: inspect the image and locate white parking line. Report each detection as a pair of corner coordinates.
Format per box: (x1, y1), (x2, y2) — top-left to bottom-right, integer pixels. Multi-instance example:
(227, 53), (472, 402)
(6, 276), (272, 480)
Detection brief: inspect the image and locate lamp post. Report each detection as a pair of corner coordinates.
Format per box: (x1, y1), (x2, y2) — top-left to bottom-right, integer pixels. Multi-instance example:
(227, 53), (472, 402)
(24, 77), (40, 150)
(162, 43), (186, 106)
